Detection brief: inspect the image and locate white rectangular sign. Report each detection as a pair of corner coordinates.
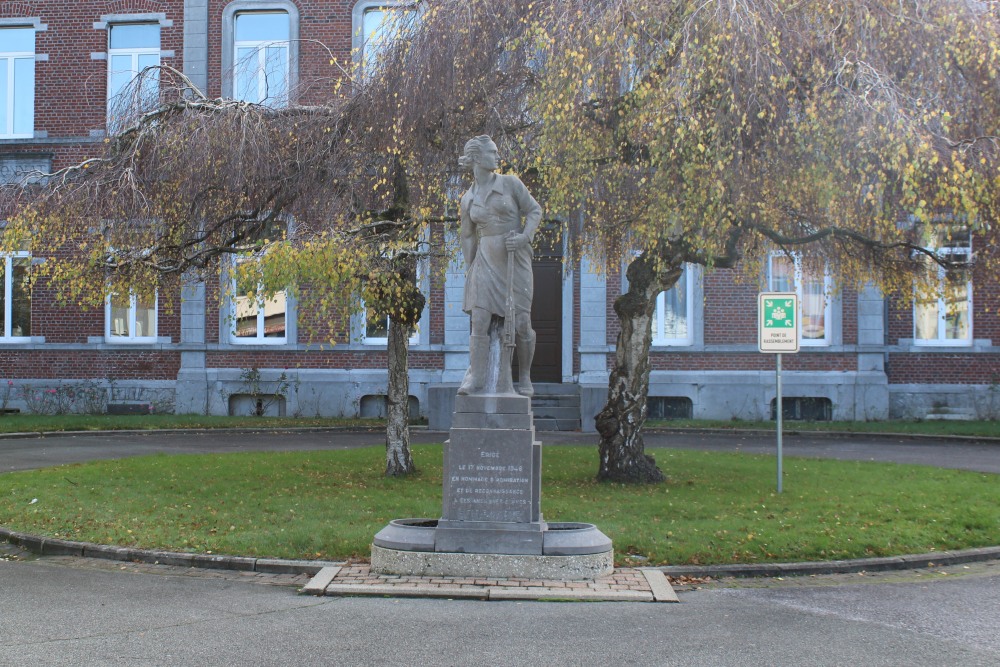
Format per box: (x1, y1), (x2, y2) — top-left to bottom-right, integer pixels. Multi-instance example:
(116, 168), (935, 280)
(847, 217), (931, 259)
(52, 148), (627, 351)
(758, 293), (799, 353)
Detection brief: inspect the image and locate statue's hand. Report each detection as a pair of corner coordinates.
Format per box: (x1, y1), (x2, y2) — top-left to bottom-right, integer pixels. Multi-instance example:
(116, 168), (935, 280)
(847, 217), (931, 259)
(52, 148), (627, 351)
(505, 233), (529, 251)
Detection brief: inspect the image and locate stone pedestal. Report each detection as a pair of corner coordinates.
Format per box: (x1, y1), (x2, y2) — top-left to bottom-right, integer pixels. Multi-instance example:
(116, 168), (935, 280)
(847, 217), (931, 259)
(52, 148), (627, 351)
(437, 394), (544, 555)
(372, 392), (613, 579)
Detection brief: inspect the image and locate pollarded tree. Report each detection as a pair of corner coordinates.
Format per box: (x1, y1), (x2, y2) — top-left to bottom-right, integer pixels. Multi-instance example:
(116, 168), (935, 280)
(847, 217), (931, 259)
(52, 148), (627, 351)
(356, 0), (1000, 483)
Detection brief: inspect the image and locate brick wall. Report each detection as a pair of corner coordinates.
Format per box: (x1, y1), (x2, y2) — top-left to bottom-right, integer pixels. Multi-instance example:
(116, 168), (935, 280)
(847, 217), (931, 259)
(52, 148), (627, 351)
(17, 0), (184, 150)
(5, 0), (1000, 400)
(207, 350), (443, 370)
(0, 350), (180, 379)
(648, 352), (857, 372)
(703, 268), (759, 345)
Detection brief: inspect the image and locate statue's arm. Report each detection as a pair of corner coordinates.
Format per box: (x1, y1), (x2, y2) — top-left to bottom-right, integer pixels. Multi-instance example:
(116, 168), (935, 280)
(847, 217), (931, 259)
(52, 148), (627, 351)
(460, 197), (477, 266)
(514, 177), (542, 243)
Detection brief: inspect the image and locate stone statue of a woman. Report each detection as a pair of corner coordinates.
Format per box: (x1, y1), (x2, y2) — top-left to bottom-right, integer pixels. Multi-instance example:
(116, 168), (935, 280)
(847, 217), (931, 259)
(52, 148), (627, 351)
(457, 135), (542, 397)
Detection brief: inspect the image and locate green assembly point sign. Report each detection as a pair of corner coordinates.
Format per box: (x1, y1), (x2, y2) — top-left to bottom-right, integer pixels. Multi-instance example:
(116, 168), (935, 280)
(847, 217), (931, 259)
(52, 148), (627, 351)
(758, 293), (799, 353)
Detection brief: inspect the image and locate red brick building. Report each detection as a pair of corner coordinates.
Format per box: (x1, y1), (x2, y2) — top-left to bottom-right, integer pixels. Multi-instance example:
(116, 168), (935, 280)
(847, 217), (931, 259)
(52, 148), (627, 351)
(1, 0), (994, 427)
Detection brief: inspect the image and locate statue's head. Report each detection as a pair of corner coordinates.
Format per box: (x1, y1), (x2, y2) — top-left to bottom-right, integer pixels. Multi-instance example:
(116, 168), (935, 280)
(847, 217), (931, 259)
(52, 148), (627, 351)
(459, 135), (497, 172)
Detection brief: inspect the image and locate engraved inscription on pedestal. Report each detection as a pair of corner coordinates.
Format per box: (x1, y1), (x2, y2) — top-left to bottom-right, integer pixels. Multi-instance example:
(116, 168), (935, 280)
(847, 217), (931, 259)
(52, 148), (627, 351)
(436, 393), (546, 555)
(443, 431), (536, 524)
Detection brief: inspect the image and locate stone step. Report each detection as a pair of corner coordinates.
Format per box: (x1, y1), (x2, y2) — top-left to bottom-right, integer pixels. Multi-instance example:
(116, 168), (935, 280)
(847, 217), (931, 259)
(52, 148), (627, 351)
(530, 383), (580, 396)
(531, 395), (582, 408)
(533, 417), (582, 432)
(924, 407), (976, 421)
(533, 405), (581, 421)
(530, 386), (581, 431)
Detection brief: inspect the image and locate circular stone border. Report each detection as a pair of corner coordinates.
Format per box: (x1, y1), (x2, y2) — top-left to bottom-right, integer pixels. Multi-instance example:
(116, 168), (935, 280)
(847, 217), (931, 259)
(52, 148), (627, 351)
(370, 543), (614, 580)
(2, 525), (998, 580)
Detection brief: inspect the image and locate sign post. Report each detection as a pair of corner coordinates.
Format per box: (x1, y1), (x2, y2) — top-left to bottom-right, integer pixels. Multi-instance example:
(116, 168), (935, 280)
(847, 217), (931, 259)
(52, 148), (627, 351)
(758, 293), (799, 493)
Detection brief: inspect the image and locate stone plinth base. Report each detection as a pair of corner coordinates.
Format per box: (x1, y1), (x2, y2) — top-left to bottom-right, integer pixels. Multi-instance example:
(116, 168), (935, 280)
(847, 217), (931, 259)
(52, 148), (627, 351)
(440, 392), (547, 554)
(370, 544), (614, 580)
(372, 391), (614, 579)
(373, 519), (612, 557)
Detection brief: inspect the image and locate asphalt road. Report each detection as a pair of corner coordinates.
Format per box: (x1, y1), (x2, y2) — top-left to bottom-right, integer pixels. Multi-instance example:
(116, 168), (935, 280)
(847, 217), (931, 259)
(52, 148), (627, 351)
(1, 557), (998, 666)
(1, 428), (999, 665)
(2, 427), (999, 473)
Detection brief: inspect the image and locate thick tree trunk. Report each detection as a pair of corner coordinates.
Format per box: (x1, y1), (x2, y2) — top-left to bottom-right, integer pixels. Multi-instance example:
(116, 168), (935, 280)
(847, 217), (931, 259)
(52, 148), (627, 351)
(595, 252), (683, 484)
(385, 317), (416, 477)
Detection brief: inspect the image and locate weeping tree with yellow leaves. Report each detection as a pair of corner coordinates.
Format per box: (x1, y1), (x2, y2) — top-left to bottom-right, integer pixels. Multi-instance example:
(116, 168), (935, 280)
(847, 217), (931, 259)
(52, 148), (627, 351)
(0, 58), (439, 477)
(527, 0), (1000, 482)
(364, 0), (1000, 483)
(5, 0), (1000, 484)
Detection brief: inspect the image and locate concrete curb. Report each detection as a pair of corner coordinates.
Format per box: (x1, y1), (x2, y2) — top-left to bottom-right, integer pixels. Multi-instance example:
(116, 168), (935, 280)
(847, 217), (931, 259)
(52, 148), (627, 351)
(302, 566), (341, 595)
(2, 424), (1000, 444)
(0, 527), (341, 576)
(0, 426), (389, 441)
(644, 426), (1000, 444)
(3, 525), (998, 581)
(658, 545), (1000, 579)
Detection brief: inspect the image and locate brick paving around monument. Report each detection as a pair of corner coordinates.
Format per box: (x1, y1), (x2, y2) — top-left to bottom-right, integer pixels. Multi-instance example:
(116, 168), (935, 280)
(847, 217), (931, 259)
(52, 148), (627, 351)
(306, 564), (679, 602)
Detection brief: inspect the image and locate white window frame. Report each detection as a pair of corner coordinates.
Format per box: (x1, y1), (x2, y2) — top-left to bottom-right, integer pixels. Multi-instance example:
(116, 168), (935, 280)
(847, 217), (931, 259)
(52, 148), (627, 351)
(361, 251), (426, 346)
(233, 11), (290, 106)
(651, 263), (694, 346)
(351, 1), (418, 73)
(228, 256), (289, 345)
(767, 252), (832, 347)
(106, 23), (161, 133)
(0, 26), (35, 139)
(0, 252), (31, 341)
(221, 2), (299, 106)
(105, 290), (158, 343)
(361, 305), (421, 346)
(913, 242), (973, 347)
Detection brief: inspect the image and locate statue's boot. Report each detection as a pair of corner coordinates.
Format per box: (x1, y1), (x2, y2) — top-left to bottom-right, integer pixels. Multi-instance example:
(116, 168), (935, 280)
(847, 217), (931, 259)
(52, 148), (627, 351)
(516, 330), (536, 398)
(457, 334), (488, 395)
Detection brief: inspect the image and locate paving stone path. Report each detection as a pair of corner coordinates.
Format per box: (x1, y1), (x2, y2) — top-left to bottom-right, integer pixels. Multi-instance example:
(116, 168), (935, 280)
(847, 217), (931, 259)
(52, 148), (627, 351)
(304, 563), (679, 602)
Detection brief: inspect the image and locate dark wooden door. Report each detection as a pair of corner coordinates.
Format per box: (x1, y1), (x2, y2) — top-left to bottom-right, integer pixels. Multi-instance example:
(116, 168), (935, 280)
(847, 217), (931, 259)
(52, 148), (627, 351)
(512, 223), (563, 383)
(527, 258), (563, 382)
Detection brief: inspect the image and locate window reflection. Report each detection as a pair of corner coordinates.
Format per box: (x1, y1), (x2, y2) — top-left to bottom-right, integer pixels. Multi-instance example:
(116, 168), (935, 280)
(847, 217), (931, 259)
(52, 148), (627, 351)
(914, 244), (971, 344)
(768, 254), (828, 343)
(652, 265), (692, 345)
(234, 12), (290, 107)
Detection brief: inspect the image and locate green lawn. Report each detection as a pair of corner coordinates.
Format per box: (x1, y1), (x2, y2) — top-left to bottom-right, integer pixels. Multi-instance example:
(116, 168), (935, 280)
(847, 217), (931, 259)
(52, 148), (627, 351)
(1, 412), (999, 440)
(0, 413), (997, 437)
(1, 445), (996, 566)
(0, 414), (384, 434)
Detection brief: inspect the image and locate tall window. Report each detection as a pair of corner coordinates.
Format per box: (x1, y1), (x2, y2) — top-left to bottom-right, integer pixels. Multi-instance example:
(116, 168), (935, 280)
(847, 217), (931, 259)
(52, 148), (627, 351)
(361, 251), (424, 346)
(353, 2), (417, 73)
(106, 291), (157, 342)
(362, 307), (420, 345)
(234, 12), (289, 107)
(0, 27), (35, 138)
(652, 265), (693, 346)
(107, 23), (160, 134)
(914, 236), (972, 346)
(768, 253), (831, 346)
(229, 218), (288, 344)
(0, 253), (31, 340)
(231, 261), (287, 344)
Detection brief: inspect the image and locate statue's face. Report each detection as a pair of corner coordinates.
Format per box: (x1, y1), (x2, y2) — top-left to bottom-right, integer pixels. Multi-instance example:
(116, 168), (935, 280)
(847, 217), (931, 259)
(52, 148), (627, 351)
(477, 141), (499, 170)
